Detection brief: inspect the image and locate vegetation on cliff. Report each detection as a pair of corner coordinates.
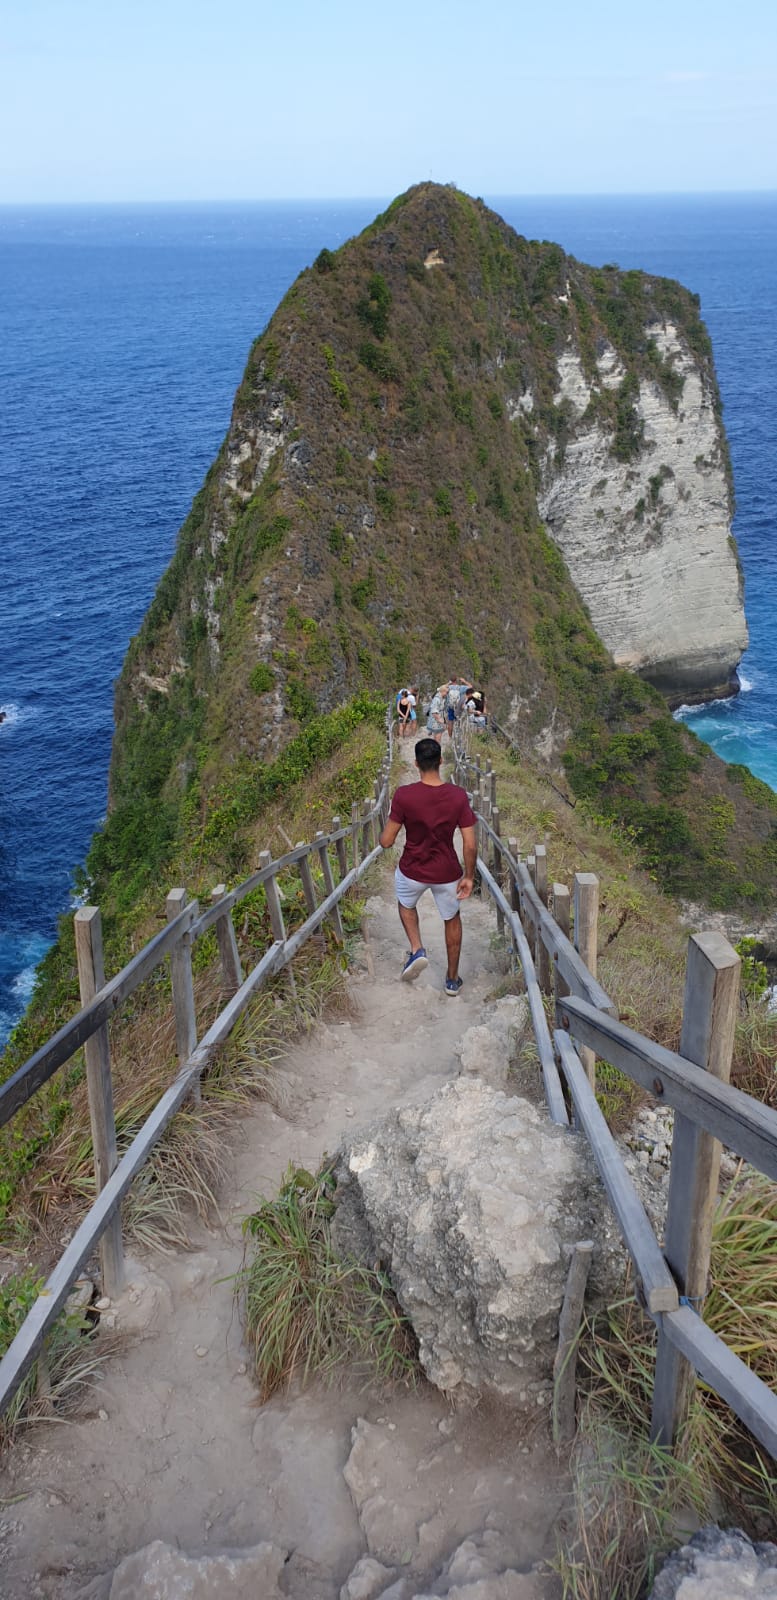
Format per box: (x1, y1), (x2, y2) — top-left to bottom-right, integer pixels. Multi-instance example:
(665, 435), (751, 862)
(101, 182), (774, 921)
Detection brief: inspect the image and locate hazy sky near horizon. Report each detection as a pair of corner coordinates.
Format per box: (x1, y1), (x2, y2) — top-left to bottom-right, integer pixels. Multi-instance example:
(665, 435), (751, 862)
(1, 0), (775, 203)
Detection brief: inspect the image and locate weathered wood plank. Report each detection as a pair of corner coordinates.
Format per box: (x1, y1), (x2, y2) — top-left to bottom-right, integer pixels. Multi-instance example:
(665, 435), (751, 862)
(573, 873), (599, 1089)
(652, 933), (740, 1447)
(166, 889), (200, 1105)
(552, 884), (571, 1008)
(74, 908), (124, 1299)
(477, 860), (568, 1126)
(534, 845), (552, 993)
(209, 886), (243, 993)
(561, 996), (777, 1180)
(554, 1031), (678, 1314)
(0, 901), (196, 1128)
(552, 1240), (594, 1445)
(658, 1303), (777, 1462)
(510, 859), (614, 1014)
(332, 816), (348, 882)
(315, 832), (344, 941)
(296, 845), (319, 919)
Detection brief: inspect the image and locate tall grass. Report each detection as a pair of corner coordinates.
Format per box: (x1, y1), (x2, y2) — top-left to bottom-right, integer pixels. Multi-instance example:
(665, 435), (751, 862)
(557, 1177), (777, 1599)
(236, 1163), (417, 1400)
(0, 1273), (112, 1450)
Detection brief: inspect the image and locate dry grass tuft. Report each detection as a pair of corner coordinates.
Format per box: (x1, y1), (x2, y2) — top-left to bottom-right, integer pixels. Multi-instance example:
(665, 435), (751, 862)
(0, 1275), (115, 1451)
(236, 1162), (418, 1401)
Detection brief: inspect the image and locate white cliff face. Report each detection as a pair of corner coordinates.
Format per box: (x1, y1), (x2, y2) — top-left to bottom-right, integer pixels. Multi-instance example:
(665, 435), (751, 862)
(533, 322), (748, 698)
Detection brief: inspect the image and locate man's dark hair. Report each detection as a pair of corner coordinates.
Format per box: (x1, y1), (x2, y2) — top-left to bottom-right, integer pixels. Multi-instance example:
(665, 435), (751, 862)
(415, 737), (442, 772)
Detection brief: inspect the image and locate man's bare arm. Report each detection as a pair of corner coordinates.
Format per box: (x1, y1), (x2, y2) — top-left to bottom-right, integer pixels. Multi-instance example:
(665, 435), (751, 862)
(457, 824), (477, 899)
(379, 818), (402, 849)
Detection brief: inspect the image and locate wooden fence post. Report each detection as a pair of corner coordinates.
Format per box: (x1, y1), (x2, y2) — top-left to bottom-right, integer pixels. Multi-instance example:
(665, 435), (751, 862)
(534, 844), (552, 993)
(296, 844), (318, 919)
(332, 816), (348, 882)
(552, 1239), (594, 1446)
(651, 931), (740, 1448)
(210, 886), (243, 994)
(351, 802), (361, 868)
(74, 908), (124, 1298)
(492, 807), (505, 938)
(573, 873), (599, 1089)
(362, 797), (373, 858)
(259, 851), (298, 1005)
(315, 832), (344, 941)
(552, 883), (571, 1012)
(166, 889), (200, 1105)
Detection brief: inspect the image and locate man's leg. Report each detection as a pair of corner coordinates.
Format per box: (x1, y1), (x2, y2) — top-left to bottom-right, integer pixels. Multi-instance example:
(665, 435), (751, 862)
(444, 910), (462, 980)
(398, 901), (423, 953)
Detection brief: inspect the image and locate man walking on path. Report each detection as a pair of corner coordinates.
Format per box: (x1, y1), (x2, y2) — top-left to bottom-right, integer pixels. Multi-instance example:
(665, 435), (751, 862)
(379, 738), (477, 995)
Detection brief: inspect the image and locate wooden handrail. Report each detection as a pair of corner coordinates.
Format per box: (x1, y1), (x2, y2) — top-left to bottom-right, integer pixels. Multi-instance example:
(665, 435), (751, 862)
(0, 901), (197, 1128)
(562, 994), (777, 1181)
(476, 860), (568, 1126)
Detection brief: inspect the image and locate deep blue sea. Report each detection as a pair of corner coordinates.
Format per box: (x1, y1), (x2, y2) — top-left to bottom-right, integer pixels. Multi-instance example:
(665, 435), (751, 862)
(2, 195), (776, 1044)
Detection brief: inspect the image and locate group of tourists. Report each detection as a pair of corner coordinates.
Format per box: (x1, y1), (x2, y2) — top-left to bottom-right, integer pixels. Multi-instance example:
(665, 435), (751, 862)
(395, 677), (488, 743)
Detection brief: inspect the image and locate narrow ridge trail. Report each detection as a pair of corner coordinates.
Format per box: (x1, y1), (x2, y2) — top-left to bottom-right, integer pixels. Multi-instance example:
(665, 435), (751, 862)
(0, 742), (565, 1599)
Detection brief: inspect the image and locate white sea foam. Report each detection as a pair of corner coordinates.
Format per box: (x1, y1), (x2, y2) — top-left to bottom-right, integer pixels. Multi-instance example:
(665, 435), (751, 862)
(738, 674), (754, 692)
(11, 965), (38, 1001)
(0, 701), (22, 727)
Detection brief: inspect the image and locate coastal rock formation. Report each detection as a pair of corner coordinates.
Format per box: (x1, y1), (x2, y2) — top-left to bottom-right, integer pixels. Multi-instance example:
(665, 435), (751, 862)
(536, 329), (747, 699)
(333, 1077), (618, 1404)
(96, 182), (777, 929)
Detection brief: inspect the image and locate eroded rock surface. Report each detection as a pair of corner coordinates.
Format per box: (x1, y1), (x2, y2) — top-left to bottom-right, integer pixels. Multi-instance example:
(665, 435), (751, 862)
(455, 996), (530, 1093)
(105, 1538), (287, 1598)
(334, 1078), (618, 1402)
(649, 1526), (777, 1598)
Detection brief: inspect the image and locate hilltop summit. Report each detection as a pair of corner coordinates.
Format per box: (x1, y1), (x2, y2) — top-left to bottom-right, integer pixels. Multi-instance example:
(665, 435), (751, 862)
(102, 185), (775, 915)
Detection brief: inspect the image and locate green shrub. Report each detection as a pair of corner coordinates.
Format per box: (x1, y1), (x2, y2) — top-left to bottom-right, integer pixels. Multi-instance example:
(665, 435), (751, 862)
(249, 662), (274, 695)
(358, 341), (401, 382)
(323, 344), (351, 411)
(313, 247), (335, 273)
(286, 679), (316, 724)
(357, 272), (391, 340)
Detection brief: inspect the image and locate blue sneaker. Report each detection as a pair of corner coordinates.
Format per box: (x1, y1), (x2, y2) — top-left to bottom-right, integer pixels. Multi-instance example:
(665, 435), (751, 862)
(401, 948), (429, 981)
(445, 976), (463, 997)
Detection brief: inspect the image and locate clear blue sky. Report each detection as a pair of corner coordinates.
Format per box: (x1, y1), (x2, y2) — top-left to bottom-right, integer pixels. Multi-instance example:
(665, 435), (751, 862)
(1, 0), (775, 202)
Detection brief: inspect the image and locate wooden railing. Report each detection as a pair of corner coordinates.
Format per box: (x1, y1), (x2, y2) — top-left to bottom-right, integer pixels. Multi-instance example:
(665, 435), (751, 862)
(453, 733), (777, 1460)
(0, 717), (394, 1418)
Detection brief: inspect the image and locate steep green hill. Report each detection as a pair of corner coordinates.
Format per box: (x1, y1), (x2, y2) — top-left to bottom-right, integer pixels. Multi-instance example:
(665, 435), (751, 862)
(98, 183), (774, 922)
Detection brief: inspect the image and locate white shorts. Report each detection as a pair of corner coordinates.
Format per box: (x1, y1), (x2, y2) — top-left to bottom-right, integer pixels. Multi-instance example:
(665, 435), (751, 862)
(395, 866), (461, 921)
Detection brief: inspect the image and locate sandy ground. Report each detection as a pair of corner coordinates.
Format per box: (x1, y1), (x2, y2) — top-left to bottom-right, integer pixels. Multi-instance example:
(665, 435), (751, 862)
(0, 744), (567, 1599)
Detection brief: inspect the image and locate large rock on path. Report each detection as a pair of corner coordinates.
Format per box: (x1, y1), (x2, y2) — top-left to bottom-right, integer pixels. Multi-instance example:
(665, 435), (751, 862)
(105, 1538), (287, 1598)
(334, 1077), (618, 1403)
(648, 1526), (777, 1598)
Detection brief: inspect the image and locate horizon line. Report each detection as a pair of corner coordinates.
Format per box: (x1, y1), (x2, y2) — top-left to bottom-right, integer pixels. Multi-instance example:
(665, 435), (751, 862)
(2, 187), (777, 209)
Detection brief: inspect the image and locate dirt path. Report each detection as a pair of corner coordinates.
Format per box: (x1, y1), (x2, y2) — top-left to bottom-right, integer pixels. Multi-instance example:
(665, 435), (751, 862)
(0, 744), (566, 1599)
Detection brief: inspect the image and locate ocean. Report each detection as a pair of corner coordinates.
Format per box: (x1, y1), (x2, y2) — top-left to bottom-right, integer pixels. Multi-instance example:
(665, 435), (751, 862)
(2, 194), (776, 1044)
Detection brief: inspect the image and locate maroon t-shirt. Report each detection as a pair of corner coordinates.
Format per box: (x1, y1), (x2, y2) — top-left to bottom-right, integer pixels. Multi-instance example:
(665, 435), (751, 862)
(389, 781), (476, 883)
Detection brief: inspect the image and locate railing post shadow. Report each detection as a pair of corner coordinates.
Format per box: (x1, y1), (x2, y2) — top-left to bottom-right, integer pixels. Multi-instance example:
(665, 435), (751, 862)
(651, 930), (740, 1448)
